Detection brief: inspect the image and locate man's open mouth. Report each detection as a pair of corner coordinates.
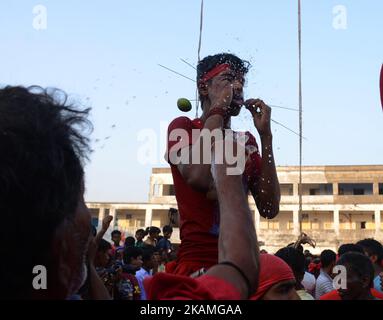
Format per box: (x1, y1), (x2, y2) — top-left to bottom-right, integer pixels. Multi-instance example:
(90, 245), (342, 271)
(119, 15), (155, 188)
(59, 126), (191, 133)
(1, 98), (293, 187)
(231, 96), (244, 107)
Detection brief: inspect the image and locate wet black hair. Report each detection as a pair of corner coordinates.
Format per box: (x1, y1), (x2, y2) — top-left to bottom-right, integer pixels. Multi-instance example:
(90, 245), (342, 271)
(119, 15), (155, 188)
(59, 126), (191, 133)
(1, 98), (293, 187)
(196, 53), (251, 107)
(0, 85), (91, 299)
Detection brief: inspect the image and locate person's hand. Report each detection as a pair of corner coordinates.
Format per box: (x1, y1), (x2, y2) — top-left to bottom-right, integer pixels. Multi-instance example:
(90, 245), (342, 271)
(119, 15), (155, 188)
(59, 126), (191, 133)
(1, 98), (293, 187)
(296, 233), (316, 248)
(101, 215), (113, 232)
(207, 75), (233, 110)
(244, 99), (272, 137)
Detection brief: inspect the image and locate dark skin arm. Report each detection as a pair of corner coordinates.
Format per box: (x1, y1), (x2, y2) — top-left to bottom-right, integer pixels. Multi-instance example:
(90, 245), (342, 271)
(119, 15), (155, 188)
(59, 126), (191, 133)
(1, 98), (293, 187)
(175, 74), (233, 192)
(176, 115), (224, 192)
(204, 138), (259, 299)
(245, 99), (280, 219)
(94, 215), (113, 245)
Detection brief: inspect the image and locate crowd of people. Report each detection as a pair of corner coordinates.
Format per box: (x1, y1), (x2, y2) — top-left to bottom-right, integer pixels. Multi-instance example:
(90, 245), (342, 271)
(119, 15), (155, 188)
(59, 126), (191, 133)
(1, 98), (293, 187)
(1, 53), (382, 300)
(91, 222), (383, 300)
(93, 224), (175, 300)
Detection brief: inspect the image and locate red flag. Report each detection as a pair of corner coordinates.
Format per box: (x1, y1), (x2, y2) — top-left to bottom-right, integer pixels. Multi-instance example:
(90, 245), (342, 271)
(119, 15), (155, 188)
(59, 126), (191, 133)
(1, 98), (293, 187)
(380, 64), (383, 110)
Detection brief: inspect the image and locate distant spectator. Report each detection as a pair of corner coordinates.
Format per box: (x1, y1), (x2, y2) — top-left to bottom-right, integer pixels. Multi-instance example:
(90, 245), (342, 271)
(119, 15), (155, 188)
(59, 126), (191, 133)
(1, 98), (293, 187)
(250, 254), (299, 300)
(321, 244), (383, 300)
(275, 247), (314, 300)
(308, 257), (321, 279)
(338, 243), (364, 257)
(114, 247), (143, 300)
(124, 236), (136, 248)
(357, 238), (383, 292)
(144, 226), (161, 247)
(157, 225), (173, 254)
(136, 247), (159, 300)
(315, 249), (336, 299)
(135, 229), (146, 248)
(111, 230), (121, 254)
(94, 239), (116, 297)
(337, 252), (378, 300)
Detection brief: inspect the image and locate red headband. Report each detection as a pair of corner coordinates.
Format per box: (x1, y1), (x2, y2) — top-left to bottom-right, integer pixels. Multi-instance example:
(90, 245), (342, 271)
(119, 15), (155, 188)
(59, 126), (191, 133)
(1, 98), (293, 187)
(250, 254), (295, 300)
(200, 63), (230, 83)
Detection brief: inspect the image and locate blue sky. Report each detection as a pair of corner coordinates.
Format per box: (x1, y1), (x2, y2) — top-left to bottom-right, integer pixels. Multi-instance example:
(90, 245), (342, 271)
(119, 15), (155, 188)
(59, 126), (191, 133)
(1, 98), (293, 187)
(0, 0), (382, 202)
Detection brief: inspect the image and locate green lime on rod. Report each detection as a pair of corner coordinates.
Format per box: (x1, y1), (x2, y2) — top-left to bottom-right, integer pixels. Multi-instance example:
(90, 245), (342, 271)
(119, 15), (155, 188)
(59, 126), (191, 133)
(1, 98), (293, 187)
(177, 98), (192, 112)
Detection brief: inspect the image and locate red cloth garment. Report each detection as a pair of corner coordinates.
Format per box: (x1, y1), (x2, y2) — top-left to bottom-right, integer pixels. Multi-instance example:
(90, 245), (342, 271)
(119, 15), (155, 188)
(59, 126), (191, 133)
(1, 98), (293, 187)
(308, 261), (321, 273)
(320, 288), (383, 300)
(144, 273), (241, 300)
(165, 261), (177, 274)
(250, 254), (295, 300)
(165, 117), (262, 275)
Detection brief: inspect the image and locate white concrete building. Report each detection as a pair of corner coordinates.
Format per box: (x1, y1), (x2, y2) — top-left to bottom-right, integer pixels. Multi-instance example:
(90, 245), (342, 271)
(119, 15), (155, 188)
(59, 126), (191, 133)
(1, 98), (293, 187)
(87, 165), (383, 253)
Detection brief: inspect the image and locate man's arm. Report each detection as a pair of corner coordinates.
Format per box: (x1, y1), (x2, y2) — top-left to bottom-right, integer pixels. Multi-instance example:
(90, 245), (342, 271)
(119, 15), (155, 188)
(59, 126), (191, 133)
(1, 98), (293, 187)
(251, 134), (280, 218)
(94, 215), (113, 245)
(245, 99), (280, 218)
(176, 115), (224, 192)
(204, 138), (259, 299)
(172, 75), (234, 192)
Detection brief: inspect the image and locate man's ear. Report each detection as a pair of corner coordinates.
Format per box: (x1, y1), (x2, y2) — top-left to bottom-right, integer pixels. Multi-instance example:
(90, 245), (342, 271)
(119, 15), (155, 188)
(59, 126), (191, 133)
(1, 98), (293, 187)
(198, 80), (208, 99)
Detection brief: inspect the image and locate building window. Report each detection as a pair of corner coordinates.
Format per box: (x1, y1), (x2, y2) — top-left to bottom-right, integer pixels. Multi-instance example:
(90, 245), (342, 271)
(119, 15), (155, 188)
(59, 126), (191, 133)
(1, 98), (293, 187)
(361, 221), (366, 229)
(338, 183), (373, 195)
(379, 183), (383, 195)
(163, 184), (175, 196)
(153, 184), (160, 196)
(280, 184), (294, 196)
(302, 184), (333, 195)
